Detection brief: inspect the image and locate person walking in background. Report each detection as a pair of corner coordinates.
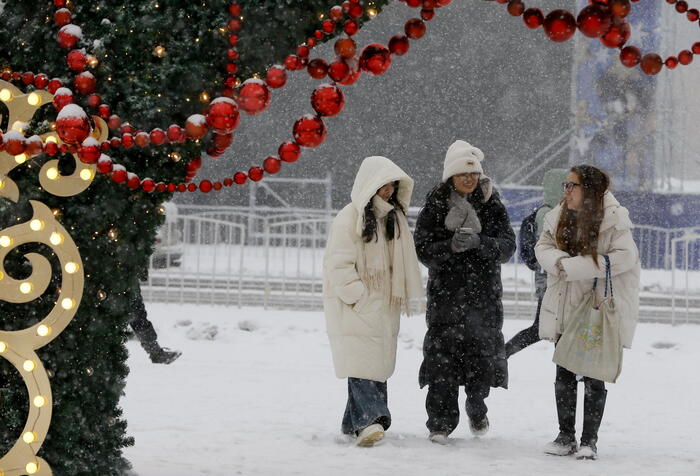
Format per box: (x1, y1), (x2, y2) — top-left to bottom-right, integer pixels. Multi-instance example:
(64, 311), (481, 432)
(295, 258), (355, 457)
(414, 140), (515, 444)
(131, 281), (182, 364)
(323, 156), (424, 447)
(535, 165), (640, 460)
(505, 169), (568, 358)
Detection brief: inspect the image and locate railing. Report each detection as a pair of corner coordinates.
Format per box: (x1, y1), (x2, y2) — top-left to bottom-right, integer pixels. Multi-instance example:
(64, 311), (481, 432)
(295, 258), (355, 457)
(143, 207), (700, 323)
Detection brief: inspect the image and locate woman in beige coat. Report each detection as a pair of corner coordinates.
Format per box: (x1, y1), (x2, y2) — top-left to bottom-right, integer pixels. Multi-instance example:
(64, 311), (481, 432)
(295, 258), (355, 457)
(535, 165), (640, 460)
(323, 156), (423, 447)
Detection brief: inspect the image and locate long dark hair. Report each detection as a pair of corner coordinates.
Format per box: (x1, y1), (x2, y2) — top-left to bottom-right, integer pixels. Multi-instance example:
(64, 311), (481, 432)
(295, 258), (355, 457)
(555, 165), (610, 266)
(362, 181), (404, 243)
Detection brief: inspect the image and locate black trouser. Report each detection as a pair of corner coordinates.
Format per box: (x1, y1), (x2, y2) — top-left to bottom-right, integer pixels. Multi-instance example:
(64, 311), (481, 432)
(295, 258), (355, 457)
(505, 295), (542, 357)
(426, 379), (490, 435)
(129, 284), (159, 351)
(555, 365), (607, 445)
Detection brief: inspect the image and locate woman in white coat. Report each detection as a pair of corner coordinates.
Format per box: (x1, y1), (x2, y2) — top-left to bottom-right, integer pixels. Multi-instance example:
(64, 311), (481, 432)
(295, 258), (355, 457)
(323, 156), (424, 447)
(535, 165), (640, 460)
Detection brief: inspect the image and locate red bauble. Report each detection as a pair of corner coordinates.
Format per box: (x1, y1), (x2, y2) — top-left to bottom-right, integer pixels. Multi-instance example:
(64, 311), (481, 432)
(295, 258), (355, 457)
(56, 105), (91, 144)
(74, 72), (96, 95)
(577, 4), (613, 38)
(54, 8), (71, 26)
(266, 65), (287, 89)
(127, 173), (141, 190)
(47, 78), (63, 94)
(199, 180), (213, 193)
(311, 83), (345, 117)
(120, 123), (134, 135)
(67, 49), (87, 71)
(4, 132), (26, 156)
(45, 142), (59, 156)
(297, 45), (310, 58)
(421, 8), (435, 21)
(619, 45), (641, 67)
(223, 178), (234, 187)
(665, 56), (679, 69)
(97, 155), (113, 174)
(609, 0), (631, 18)
(111, 166), (127, 184)
(339, 57), (362, 85)
(121, 133), (135, 148)
(600, 20), (630, 48)
(53, 88), (73, 112)
(34, 74), (49, 89)
(87, 94), (101, 108)
(57, 24), (81, 49)
(263, 156), (282, 174)
(523, 8), (544, 28)
(360, 43), (392, 75)
(141, 179), (156, 193)
(135, 132), (150, 148)
(507, 0), (525, 16)
(21, 72), (34, 85)
(688, 8), (700, 21)
(25, 136), (43, 156)
(284, 55), (302, 71)
(279, 141), (301, 162)
(640, 53), (663, 75)
(344, 19), (359, 35)
(78, 138), (101, 164)
(543, 10), (577, 42)
(229, 3), (242, 16)
(307, 59), (329, 79)
(235, 80), (270, 116)
(322, 19), (336, 34)
(389, 35), (410, 55)
(186, 114), (209, 139)
(348, 2), (363, 18)
(678, 50), (693, 65)
(293, 115), (327, 148)
(108, 115), (122, 130)
(233, 172), (247, 184)
(167, 124), (184, 142)
(406, 0), (421, 7)
(248, 167), (264, 182)
(328, 60), (350, 82)
(692, 42), (700, 55)
(405, 18), (427, 39)
(150, 128), (167, 145)
(212, 132), (234, 151)
(675, 0), (688, 13)
(335, 38), (357, 59)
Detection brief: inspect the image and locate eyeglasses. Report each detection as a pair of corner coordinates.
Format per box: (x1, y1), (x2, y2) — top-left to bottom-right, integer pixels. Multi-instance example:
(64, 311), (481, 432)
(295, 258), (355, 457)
(562, 181), (582, 192)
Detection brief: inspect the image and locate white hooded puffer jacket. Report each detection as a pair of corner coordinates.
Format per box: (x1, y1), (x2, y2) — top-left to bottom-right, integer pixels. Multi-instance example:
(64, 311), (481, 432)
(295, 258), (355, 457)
(535, 191), (641, 349)
(323, 156), (415, 382)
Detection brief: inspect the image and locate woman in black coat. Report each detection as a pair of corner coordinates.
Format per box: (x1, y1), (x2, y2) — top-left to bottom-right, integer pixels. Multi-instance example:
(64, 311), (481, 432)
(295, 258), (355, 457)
(414, 140), (515, 443)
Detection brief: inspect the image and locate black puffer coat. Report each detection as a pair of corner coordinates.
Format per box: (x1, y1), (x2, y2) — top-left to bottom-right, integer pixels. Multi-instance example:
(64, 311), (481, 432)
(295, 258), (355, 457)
(414, 180), (516, 389)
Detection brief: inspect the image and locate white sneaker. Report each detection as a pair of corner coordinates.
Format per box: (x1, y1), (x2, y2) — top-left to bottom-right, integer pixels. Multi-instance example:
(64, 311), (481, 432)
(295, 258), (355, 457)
(428, 431), (450, 445)
(356, 423), (384, 447)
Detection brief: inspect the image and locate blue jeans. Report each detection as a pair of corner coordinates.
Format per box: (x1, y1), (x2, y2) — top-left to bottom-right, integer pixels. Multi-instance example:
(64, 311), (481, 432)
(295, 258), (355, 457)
(341, 378), (391, 435)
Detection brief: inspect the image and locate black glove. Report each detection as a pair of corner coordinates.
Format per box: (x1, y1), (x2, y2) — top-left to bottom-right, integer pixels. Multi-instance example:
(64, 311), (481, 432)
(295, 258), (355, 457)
(451, 231), (480, 253)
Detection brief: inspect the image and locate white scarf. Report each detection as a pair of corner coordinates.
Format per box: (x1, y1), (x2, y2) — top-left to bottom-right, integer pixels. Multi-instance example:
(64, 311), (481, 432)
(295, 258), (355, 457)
(362, 195), (424, 315)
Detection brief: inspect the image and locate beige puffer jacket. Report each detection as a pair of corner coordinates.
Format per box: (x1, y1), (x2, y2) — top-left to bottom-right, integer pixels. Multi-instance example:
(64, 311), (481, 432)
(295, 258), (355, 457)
(535, 192), (641, 349)
(323, 156), (415, 382)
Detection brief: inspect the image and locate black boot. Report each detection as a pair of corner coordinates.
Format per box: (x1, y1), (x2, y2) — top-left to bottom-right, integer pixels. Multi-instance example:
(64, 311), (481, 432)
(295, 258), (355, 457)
(545, 368), (578, 456)
(577, 383), (607, 460)
(142, 341), (182, 364)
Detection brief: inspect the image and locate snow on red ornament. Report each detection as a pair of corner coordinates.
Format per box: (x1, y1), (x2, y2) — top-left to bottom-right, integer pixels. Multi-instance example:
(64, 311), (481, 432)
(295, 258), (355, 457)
(74, 72), (96, 95)
(389, 35), (410, 55)
(311, 83), (345, 117)
(523, 8), (544, 28)
(54, 7), (72, 26)
(67, 49), (87, 71)
(141, 178), (156, 193)
(111, 165), (127, 184)
(543, 10), (577, 42)
(25, 136), (43, 156)
(186, 114), (210, 139)
(96, 154), (113, 174)
(235, 79), (270, 116)
(150, 128), (167, 145)
(640, 53), (663, 75)
(127, 173), (141, 190)
(47, 78), (63, 94)
(167, 124), (184, 142)
(121, 133), (135, 148)
(600, 20), (630, 48)
(53, 87), (73, 112)
(293, 114), (327, 148)
(619, 45), (641, 67)
(78, 137), (101, 164)
(56, 104), (91, 144)
(307, 59), (329, 79)
(330, 5), (344, 21)
(577, 4), (612, 38)
(135, 132), (150, 148)
(248, 167), (264, 182)
(279, 141), (301, 162)
(360, 43), (392, 75)
(57, 24), (82, 49)
(263, 156), (282, 174)
(266, 65), (287, 89)
(108, 115), (122, 130)
(3, 131), (26, 156)
(339, 57), (362, 85)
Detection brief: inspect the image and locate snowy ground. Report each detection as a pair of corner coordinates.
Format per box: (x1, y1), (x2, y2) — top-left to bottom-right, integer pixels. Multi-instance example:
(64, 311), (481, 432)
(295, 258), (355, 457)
(122, 304), (700, 476)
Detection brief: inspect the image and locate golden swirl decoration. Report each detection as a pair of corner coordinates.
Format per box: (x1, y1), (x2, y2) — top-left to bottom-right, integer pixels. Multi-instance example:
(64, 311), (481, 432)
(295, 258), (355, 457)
(1, 80), (92, 475)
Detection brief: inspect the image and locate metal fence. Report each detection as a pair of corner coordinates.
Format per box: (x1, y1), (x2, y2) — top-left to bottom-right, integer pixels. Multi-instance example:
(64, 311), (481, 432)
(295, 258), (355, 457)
(143, 206), (700, 324)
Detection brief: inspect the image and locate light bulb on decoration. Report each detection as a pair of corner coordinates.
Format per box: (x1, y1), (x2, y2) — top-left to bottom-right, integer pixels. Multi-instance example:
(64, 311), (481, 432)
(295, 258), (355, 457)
(0, 177), (5, 190)
(199, 91), (210, 103)
(65, 262), (79, 274)
(20, 282), (34, 294)
(52, 208), (63, 219)
(169, 151), (181, 162)
(107, 228), (118, 241)
(0, 235), (13, 247)
(22, 431), (37, 444)
(153, 45), (167, 58)
(218, 27), (226, 34)
(29, 219), (44, 231)
(318, 13), (325, 19)
(49, 232), (64, 245)
(49, 122), (57, 131)
(23, 360), (36, 372)
(0, 341), (7, 353)
(97, 289), (107, 300)
(88, 55), (99, 68)
(85, 367), (94, 376)
(15, 153), (28, 164)
(368, 8), (378, 18)
(26, 462), (39, 474)
(0, 88), (12, 102)
(27, 92), (42, 106)
(37, 325), (52, 337)
(12, 121), (28, 132)
(46, 167), (60, 180)
(33, 395), (47, 407)
(80, 168), (94, 181)
(45, 135), (58, 143)
(61, 298), (75, 310)
(157, 205), (166, 214)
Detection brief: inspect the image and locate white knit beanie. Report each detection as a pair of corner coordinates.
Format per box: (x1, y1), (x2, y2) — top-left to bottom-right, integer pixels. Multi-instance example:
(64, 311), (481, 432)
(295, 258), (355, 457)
(442, 140), (485, 182)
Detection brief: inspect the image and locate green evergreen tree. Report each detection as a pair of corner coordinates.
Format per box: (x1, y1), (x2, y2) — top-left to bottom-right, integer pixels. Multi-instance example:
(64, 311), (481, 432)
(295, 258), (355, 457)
(0, 0), (387, 474)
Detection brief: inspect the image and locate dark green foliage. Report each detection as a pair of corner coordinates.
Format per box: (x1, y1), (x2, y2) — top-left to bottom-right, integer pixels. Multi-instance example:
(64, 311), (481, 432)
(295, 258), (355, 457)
(0, 0), (389, 474)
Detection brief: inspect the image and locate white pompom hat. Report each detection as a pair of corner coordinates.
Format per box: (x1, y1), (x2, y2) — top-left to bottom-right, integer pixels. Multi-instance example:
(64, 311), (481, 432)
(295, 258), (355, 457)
(442, 140), (485, 182)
